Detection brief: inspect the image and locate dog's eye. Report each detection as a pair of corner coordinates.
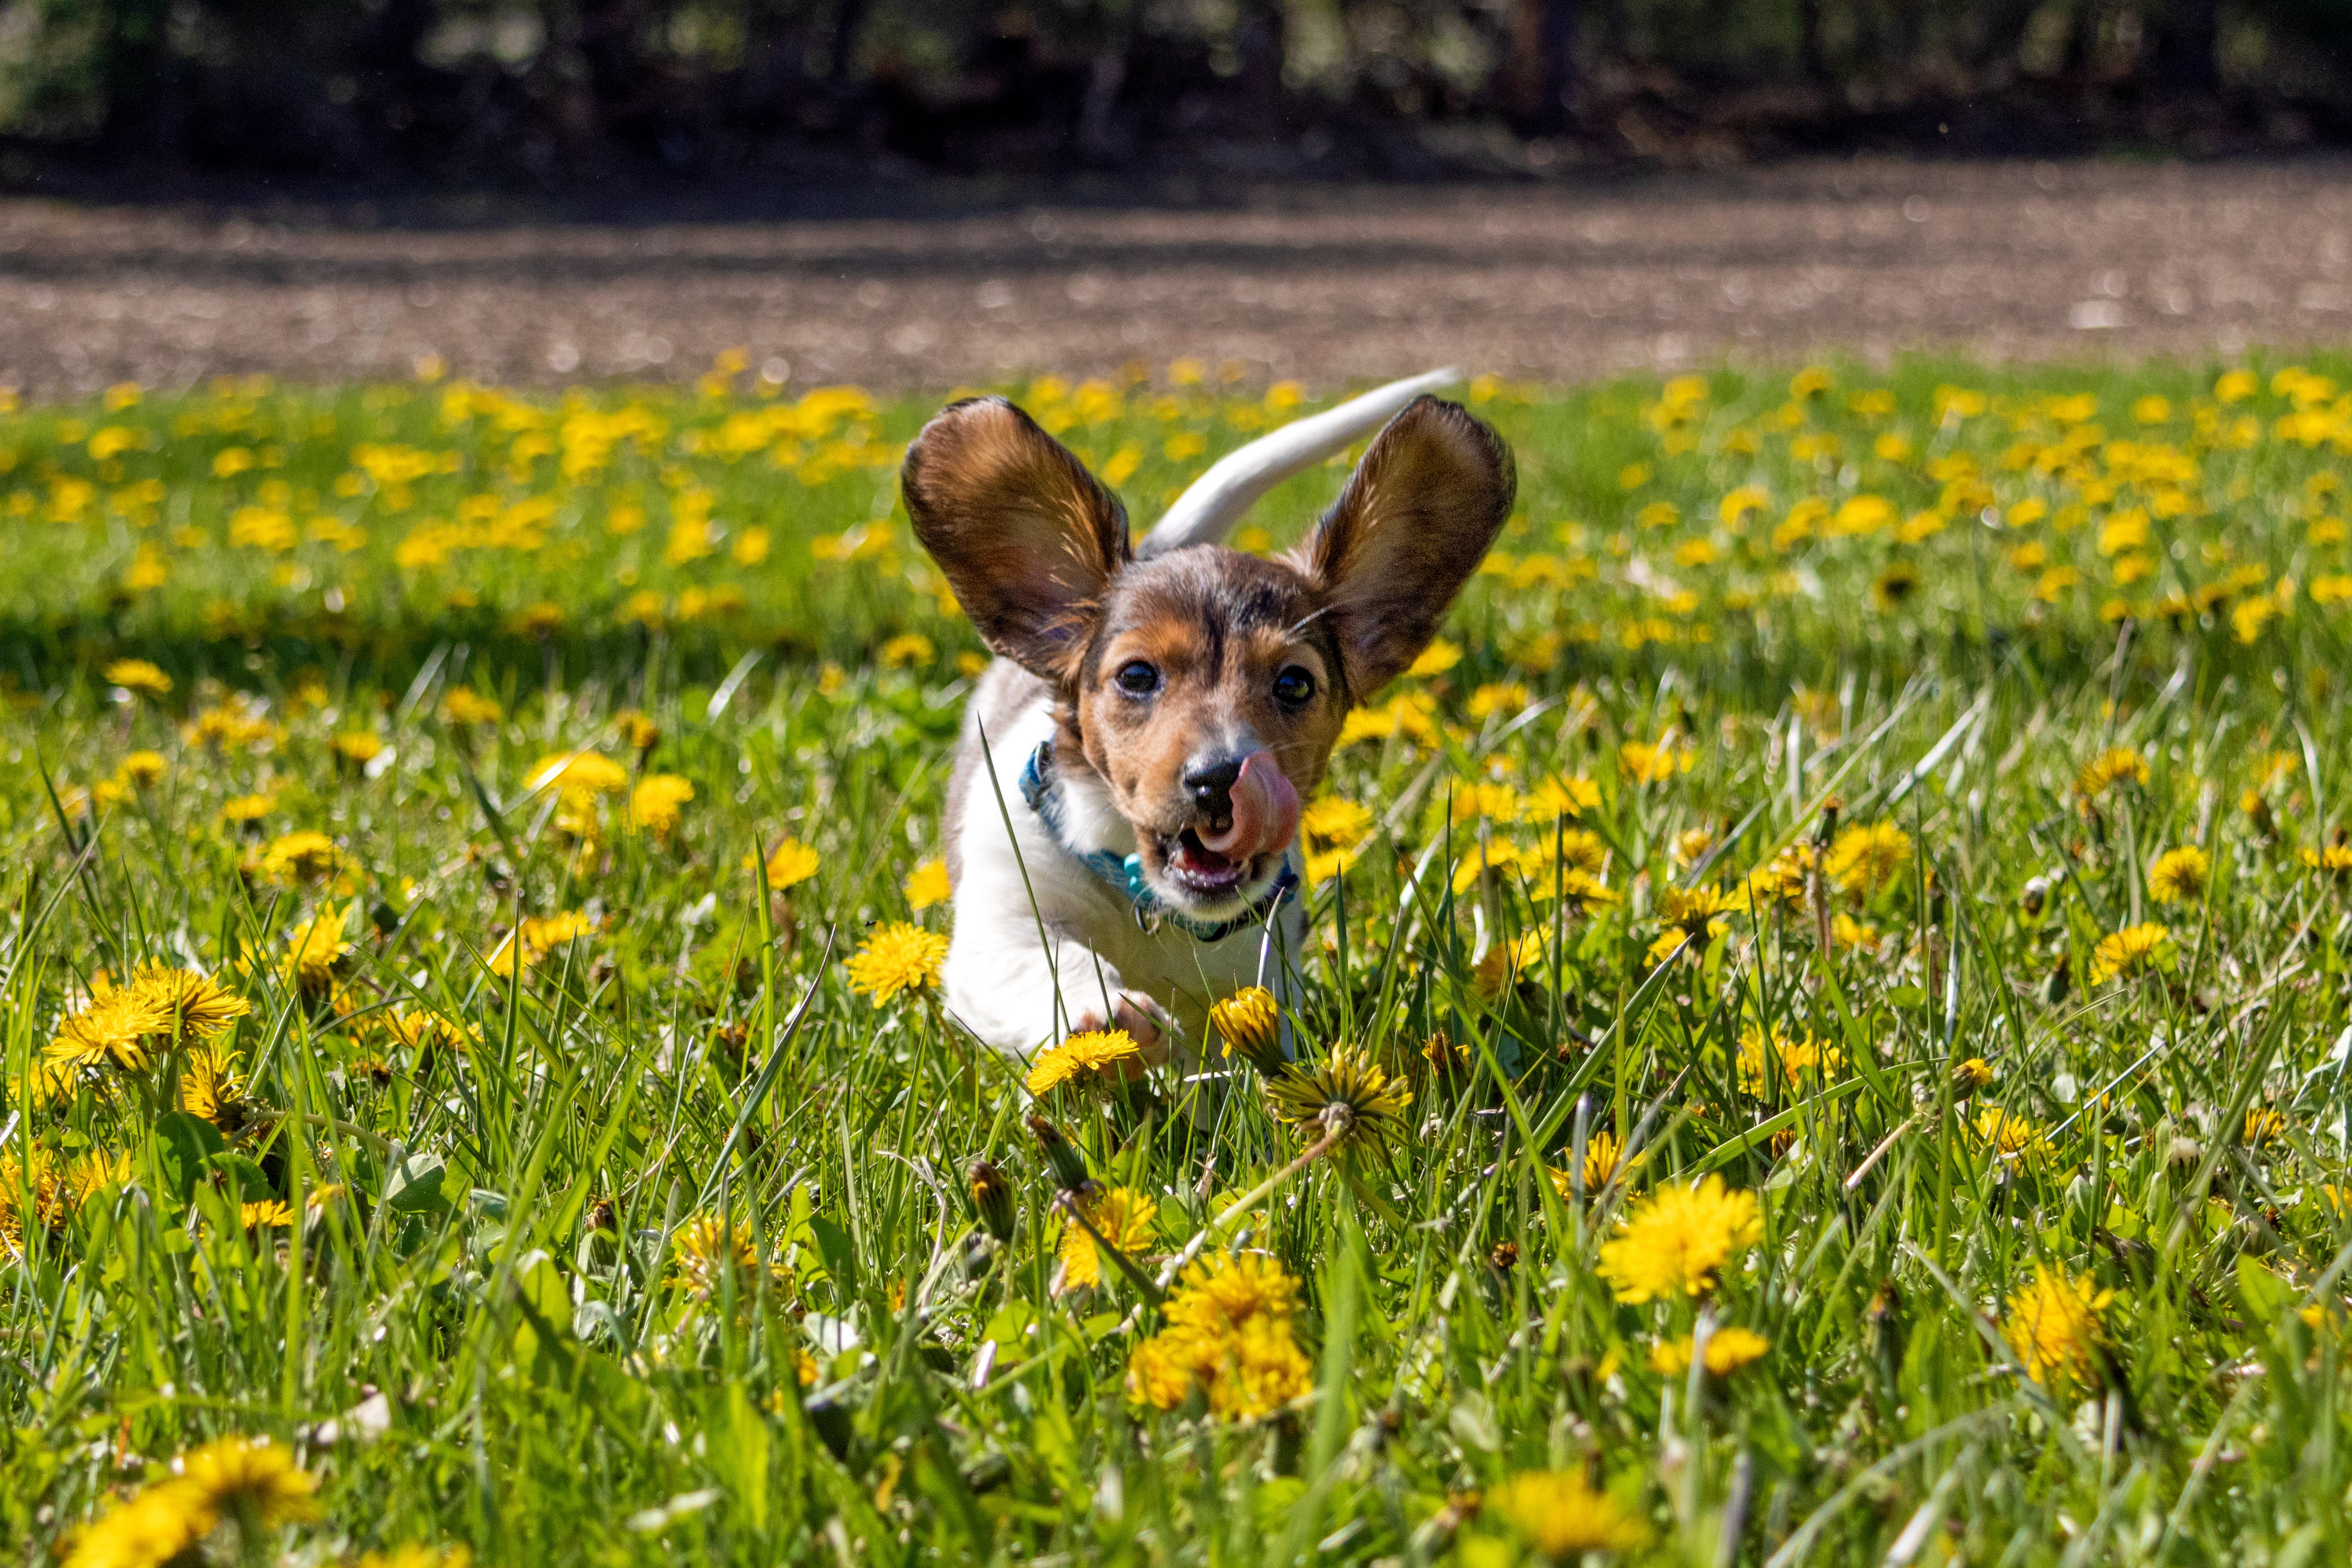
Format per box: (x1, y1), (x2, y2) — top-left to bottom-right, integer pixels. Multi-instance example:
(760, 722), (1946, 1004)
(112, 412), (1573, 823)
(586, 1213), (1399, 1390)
(1272, 666), (1316, 706)
(1114, 660), (1160, 696)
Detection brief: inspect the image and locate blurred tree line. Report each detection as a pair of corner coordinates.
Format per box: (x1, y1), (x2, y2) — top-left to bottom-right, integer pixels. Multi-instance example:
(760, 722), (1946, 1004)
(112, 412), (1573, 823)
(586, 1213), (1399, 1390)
(0, 0), (2342, 179)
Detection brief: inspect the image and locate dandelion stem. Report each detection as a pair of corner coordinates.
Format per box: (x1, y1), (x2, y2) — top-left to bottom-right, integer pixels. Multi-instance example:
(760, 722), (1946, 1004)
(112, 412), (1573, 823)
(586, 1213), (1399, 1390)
(1147, 1123), (1345, 1295)
(1843, 1113), (1917, 1191)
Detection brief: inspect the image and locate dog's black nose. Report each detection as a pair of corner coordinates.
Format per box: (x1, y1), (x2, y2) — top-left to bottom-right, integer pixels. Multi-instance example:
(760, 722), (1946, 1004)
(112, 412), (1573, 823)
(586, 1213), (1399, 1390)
(1184, 757), (1242, 819)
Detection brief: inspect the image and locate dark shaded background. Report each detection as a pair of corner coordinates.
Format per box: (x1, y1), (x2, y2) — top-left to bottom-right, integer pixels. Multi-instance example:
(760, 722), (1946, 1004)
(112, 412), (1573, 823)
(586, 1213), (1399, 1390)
(0, 0), (2346, 189)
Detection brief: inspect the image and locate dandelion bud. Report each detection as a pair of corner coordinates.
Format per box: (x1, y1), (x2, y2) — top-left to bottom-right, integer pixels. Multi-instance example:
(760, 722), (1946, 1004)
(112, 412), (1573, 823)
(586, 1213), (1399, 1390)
(968, 1158), (1017, 1243)
(1209, 986), (1283, 1074)
(1025, 1115), (1091, 1192)
(2019, 875), (2049, 919)
(1952, 1058), (1995, 1096)
(2039, 952), (2071, 1006)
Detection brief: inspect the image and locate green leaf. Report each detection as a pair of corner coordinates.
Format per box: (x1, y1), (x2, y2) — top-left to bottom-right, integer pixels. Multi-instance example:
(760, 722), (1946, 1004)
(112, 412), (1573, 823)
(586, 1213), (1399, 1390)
(202, 1151), (272, 1200)
(385, 1153), (451, 1214)
(808, 1214), (858, 1293)
(153, 1112), (224, 1205)
(2236, 1255), (2294, 1326)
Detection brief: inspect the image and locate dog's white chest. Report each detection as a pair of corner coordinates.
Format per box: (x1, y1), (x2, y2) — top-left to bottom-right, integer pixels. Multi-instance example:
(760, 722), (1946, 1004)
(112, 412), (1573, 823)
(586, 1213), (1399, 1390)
(939, 690), (1301, 1059)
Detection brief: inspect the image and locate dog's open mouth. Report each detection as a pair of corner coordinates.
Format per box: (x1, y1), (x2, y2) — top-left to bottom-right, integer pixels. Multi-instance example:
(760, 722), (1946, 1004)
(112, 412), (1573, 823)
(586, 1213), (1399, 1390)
(1165, 828), (1259, 900)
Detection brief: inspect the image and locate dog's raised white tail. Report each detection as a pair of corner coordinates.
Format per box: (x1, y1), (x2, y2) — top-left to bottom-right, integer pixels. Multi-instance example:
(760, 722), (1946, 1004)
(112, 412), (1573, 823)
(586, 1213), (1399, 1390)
(1136, 365), (1462, 557)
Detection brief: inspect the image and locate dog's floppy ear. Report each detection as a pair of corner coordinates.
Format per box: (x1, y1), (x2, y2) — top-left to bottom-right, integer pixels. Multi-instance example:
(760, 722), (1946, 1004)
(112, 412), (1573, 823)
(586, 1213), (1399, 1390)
(903, 397), (1131, 682)
(1289, 396), (1514, 700)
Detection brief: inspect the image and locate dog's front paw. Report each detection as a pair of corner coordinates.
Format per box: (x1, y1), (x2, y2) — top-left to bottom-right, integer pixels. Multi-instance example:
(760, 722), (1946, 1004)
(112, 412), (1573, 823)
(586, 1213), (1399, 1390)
(1073, 992), (1178, 1068)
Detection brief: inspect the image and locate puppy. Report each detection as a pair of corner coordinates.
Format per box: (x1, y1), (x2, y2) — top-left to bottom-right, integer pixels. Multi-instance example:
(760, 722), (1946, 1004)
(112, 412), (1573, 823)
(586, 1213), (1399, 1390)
(902, 369), (1514, 1066)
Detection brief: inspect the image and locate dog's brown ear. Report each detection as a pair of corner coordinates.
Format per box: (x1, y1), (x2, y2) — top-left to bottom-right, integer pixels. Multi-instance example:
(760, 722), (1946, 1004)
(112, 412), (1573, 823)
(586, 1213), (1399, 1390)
(902, 397), (1131, 682)
(1289, 396), (1514, 700)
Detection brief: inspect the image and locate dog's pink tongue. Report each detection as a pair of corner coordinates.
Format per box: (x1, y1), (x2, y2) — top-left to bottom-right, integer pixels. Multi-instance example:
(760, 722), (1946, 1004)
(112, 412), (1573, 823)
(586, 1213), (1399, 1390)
(1199, 752), (1300, 860)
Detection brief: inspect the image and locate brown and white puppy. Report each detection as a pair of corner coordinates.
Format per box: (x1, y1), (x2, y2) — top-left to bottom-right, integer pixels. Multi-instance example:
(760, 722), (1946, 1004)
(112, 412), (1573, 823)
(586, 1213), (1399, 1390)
(902, 370), (1514, 1065)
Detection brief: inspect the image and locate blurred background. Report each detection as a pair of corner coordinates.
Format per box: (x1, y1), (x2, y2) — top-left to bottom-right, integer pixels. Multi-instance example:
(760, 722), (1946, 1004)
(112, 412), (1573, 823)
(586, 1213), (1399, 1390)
(0, 0), (2346, 397)
(0, 0), (2344, 183)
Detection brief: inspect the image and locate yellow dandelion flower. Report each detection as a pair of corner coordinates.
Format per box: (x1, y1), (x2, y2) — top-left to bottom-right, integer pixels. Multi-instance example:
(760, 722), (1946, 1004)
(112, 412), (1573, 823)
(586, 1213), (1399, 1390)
(1596, 1176), (1763, 1303)
(1872, 561), (1923, 610)
(902, 858), (951, 910)
(1490, 1470), (1647, 1558)
(257, 829), (341, 884)
(2091, 922), (2170, 983)
(116, 751), (168, 789)
(331, 731), (385, 765)
(627, 773), (694, 838)
(1650, 884), (1732, 964)
(240, 1199), (294, 1230)
(1208, 1313), (1315, 1419)
(1451, 838), (1528, 893)
(1619, 739), (1687, 785)
(1546, 1130), (1631, 1198)
(1406, 638), (1461, 678)
(2076, 747), (2149, 798)
(2147, 845), (2210, 904)
(128, 965), (250, 1045)
(1025, 1029), (1144, 1097)
(1736, 851), (1809, 913)
(1473, 933), (1543, 999)
(2002, 1266), (2113, 1394)
(1164, 1250), (1303, 1336)
(509, 601), (564, 638)
(1735, 1025), (1845, 1097)
(2245, 1106), (2288, 1144)
(438, 687), (503, 726)
(1974, 1107), (2047, 1164)
(613, 709), (660, 751)
(219, 793), (276, 826)
(1263, 1048), (1413, 1155)
(1832, 913), (1880, 950)
(46, 987), (172, 1073)
(1534, 867), (1618, 914)
(1953, 1057), (1996, 1094)
(62, 1479), (214, 1568)
(763, 837), (821, 892)
(176, 1044), (253, 1131)
(1128, 1250), (1312, 1418)
(527, 751), (630, 802)
(1647, 1324), (1770, 1377)
(1528, 773), (1603, 819)
(1210, 986), (1282, 1072)
(1823, 821), (1911, 895)
(379, 1006), (478, 1058)
(353, 1548), (474, 1568)
(103, 658), (174, 697)
(282, 904), (355, 995)
(1057, 1186), (1156, 1292)
(668, 1213), (786, 1302)
(174, 1435), (319, 1527)
(1125, 1330), (1203, 1412)
(843, 922), (948, 1005)
(2303, 843), (2352, 879)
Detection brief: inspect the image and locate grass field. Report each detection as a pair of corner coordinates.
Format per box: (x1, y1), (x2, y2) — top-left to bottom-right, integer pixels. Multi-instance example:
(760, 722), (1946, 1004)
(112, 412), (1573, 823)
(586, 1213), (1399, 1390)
(8, 350), (2352, 1567)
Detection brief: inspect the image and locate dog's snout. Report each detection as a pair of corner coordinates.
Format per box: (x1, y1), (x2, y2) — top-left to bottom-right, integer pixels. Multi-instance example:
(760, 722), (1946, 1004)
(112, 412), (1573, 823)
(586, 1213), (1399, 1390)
(1184, 757), (1244, 818)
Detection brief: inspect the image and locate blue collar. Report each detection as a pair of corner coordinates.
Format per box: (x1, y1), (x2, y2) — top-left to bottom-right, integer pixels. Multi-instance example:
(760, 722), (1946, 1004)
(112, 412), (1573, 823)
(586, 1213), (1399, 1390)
(1018, 740), (1298, 943)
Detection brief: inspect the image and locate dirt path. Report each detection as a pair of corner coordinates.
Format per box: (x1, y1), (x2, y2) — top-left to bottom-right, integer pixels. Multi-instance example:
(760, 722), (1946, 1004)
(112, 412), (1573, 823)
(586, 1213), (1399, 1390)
(2, 158), (2349, 398)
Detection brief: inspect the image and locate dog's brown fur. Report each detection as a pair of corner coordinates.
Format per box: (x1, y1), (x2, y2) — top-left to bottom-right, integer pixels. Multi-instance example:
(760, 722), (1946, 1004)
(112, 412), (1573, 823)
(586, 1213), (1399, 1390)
(907, 393), (1514, 910)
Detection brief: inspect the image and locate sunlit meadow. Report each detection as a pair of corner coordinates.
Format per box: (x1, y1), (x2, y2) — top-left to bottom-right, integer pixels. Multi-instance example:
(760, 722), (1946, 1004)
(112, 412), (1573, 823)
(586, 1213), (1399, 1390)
(7, 348), (2352, 1566)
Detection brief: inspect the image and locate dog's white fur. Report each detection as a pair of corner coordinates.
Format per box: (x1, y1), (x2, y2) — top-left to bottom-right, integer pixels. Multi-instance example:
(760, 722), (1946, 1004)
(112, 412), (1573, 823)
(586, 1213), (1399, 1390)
(935, 369), (1462, 1062)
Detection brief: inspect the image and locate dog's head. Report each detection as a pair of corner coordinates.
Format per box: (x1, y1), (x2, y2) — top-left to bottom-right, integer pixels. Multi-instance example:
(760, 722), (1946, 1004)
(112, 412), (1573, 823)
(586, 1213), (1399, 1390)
(904, 393), (1514, 919)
